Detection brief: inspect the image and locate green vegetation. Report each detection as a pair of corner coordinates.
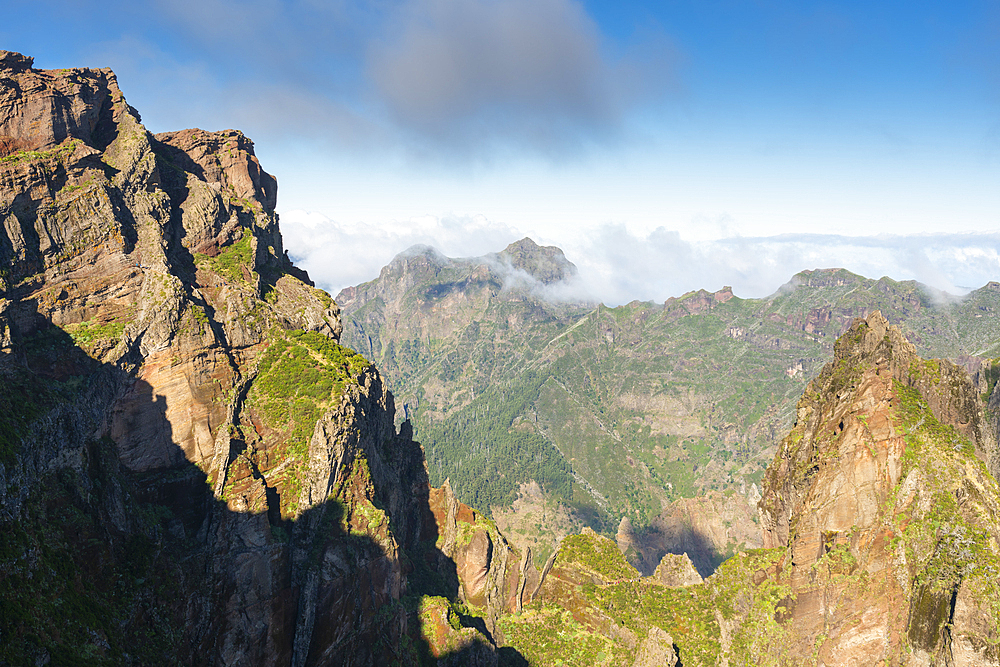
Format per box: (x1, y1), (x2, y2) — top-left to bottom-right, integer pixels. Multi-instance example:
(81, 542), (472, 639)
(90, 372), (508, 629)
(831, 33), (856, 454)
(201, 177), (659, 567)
(421, 366), (576, 515)
(499, 603), (628, 666)
(502, 546), (791, 667)
(582, 548), (791, 666)
(341, 257), (1000, 533)
(557, 531), (638, 581)
(63, 319), (126, 347)
(248, 329), (371, 461)
(894, 381), (976, 470)
(198, 232), (254, 283)
(888, 372), (1000, 653)
(0, 139), (81, 166)
(186, 304), (209, 336)
(0, 442), (193, 665)
(0, 325), (97, 462)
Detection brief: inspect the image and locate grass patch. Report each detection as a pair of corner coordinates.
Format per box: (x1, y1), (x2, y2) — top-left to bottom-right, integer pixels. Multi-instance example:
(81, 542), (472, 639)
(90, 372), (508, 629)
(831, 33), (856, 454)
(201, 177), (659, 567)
(499, 603), (628, 667)
(248, 329), (370, 461)
(557, 531), (638, 582)
(198, 232), (254, 284)
(63, 319), (126, 347)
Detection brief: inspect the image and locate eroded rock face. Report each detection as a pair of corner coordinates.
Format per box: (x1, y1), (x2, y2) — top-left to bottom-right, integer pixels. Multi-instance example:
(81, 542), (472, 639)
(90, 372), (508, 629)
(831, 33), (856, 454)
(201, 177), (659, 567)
(0, 52), (498, 666)
(758, 311), (1000, 666)
(429, 479), (525, 642)
(652, 553), (703, 587)
(632, 627), (678, 667)
(0, 50), (120, 152)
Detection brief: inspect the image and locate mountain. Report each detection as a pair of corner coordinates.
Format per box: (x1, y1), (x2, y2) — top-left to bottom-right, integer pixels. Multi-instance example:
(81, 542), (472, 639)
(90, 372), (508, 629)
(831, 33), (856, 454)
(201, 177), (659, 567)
(0, 51), (528, 665)
(497, 312), (1000, 666)
(4, 48), (1000, 667)
(337, 242), (1000, 572)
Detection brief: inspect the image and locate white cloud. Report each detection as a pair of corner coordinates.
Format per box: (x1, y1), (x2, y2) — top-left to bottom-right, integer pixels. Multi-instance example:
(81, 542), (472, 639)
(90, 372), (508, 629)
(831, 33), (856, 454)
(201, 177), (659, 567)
(280, 209), (523, 294)
(563, 229), (1000, 305)
(281, 213), (1000, 306)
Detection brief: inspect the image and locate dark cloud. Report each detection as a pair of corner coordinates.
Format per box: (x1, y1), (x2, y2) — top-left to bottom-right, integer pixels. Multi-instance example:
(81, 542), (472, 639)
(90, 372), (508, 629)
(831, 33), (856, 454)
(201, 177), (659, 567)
(369, 0), (620, 144)
(367, 0), (647, 151)
(30, 0), (676, 159)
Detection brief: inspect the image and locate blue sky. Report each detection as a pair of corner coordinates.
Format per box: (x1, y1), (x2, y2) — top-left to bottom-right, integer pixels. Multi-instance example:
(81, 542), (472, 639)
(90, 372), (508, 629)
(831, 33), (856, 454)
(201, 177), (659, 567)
(6, 0), (1000, 303)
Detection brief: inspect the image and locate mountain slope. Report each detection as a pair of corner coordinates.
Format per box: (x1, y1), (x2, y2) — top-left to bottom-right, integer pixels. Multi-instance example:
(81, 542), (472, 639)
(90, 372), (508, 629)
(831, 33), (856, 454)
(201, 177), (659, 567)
(497, 312), (1000, 666)
(338, 244), (1000, 570)
(0, 51), (523, 666)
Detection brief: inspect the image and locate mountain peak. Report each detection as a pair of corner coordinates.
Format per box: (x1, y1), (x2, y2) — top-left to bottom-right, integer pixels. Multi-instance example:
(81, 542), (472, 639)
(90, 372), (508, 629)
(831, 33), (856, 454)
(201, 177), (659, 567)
(497, 237), (577, 285)
(0, 51), (33, 73)
(832, 310), (915, 370)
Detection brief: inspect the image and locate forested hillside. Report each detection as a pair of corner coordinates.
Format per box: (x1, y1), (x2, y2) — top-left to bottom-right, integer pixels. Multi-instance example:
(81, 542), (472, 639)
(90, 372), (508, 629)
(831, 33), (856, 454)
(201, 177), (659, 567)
(339, 242), (1000, 548)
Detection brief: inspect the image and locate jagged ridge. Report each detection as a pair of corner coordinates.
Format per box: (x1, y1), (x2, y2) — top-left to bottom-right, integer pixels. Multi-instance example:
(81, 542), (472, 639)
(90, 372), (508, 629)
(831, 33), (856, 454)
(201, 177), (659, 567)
(0, 51), (531, 666)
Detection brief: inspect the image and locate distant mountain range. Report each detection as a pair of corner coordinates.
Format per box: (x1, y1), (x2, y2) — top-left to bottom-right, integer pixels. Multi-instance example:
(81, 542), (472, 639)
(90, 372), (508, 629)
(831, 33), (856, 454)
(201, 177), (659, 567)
(6, 49), (1000, 665)
(338, 238), (1000, 568)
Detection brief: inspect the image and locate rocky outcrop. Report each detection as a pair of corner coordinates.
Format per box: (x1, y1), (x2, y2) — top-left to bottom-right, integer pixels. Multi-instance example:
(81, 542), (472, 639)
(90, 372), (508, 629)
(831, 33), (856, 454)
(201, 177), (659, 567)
(758, 311), (1000, 665)
(0, 52), (506, 666)
(632, 627), (678, 667)
(652, 552), (703, 587)
(662, 285), (734, 319)
(0, 51), (120, 152)
(429, 480), (525, 643)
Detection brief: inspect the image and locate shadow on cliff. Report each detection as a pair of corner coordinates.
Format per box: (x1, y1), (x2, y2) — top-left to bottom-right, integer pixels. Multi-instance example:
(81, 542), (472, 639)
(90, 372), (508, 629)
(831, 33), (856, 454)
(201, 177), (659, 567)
(0, 316), (524, 666)
(629, 522), (732, 579)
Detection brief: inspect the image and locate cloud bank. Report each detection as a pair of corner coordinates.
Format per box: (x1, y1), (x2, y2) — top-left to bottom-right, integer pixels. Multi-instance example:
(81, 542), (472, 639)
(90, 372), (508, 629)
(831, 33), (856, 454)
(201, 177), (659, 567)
(50, 0), (674, 160)
(565, 228), (1000, 305)
(367, 0), (673, 154)
(280, 211), (1000, 305)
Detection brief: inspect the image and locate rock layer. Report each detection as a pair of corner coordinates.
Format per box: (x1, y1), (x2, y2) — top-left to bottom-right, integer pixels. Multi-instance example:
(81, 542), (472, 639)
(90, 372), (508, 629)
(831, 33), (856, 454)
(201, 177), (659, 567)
(758, 312), (1000, 666)
(0, 52), (507, 666)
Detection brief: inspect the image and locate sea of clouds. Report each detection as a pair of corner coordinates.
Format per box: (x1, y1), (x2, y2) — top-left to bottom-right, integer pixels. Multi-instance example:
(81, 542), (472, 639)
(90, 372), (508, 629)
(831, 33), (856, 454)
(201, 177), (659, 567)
(280, 209), (1000, 306)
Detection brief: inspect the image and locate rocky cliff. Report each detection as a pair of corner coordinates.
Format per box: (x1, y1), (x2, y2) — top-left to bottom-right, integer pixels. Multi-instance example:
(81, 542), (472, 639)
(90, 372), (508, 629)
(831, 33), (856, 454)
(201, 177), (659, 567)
(494, 312), (1000, 666)
(0, 51), (523, 666)
(757, 311), (1000, 665)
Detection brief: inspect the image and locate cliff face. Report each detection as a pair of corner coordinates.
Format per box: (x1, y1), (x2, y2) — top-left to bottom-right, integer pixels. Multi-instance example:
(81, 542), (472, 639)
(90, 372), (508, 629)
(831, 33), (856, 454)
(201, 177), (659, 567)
(337, 241), (1000, 583)
(492, 312), (1000, 667)
(758, 311), (1000, 665)
(0, 51), (513, 666)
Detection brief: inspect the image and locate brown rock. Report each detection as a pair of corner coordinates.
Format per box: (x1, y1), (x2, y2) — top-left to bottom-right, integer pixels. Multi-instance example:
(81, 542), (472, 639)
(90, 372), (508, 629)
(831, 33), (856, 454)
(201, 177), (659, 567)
(631, 626), (678, 667)
(155, 128), (277, 213)
(757, 312), (1000, 666)
(0, 51), (120, 150)
(651, 552), (703, 587)
(456, 529), (494, 606)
